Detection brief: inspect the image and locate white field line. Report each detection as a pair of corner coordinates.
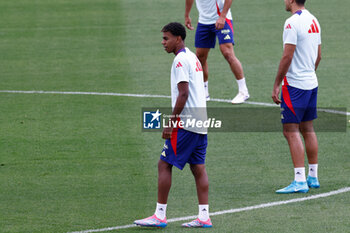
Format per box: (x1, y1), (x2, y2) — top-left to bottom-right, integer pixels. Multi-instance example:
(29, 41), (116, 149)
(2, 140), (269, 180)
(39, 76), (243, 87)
(0, 90), (349, 116)
(0, 25), (123, 32)
(68, 187), (350, 233)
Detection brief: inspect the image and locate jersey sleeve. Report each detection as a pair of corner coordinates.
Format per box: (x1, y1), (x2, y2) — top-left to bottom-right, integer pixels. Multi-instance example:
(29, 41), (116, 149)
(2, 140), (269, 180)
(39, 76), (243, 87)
(173, 55), (190, 84)
(283, 19), (297, 45)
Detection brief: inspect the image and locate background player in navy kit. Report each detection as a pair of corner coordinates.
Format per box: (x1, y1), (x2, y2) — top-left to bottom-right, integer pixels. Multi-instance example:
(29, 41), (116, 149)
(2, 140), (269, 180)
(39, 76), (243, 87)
(185, 0), (249, 104)
(134, 22), (212, 228)
(272, 0), (321, 194)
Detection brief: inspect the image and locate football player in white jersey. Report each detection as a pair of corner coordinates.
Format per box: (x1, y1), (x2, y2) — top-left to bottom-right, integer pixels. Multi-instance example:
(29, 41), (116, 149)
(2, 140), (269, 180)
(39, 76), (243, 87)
(185, 0), (249, 104)
(272, 0), (321, 194)
(134, 22), (212, 228)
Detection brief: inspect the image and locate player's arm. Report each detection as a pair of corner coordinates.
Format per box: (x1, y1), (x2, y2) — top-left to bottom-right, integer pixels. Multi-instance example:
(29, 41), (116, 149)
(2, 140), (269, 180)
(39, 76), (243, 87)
(315, 45), (321, 71)
(162, 82), (189, 139)
(185, 0), (194, 30)
(216, 0), (232, 30)
(272, 44), (296, 104)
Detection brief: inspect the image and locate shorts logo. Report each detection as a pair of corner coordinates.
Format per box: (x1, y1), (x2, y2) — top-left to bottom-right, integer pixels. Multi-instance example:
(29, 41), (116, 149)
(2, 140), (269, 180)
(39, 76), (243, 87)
(163, 143), (168, 150)
(221, 29), (230, 34)
(224, 35), (231, 40)
(161, 151), (166, 157)
(143, 109), (162, 129)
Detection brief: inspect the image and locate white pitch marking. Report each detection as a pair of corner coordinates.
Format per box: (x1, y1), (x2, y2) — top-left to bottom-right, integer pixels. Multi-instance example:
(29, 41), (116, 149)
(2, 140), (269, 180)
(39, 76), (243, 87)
(0, 90), (349, 115)
(0, 25), (123, 32)
(68, 187), (350, 233)
(0, 90), (171, 99)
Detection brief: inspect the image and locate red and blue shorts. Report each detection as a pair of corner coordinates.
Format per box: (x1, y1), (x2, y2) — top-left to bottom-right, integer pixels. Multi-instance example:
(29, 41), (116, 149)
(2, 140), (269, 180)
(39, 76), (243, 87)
(160, 128), (207, 170)
(195, 20), (235, 48)
(281, 79), (318, 124)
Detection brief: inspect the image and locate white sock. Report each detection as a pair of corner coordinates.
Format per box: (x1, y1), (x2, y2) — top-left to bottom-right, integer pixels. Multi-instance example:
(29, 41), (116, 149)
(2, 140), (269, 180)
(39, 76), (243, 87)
(154, 203), (167, 220)
(294, 167), (306, 182)
(236, 77), (248, 94)
(198, 204), (209, 221)
(204, 81), (209, 97)
(308, 164), (318, 178)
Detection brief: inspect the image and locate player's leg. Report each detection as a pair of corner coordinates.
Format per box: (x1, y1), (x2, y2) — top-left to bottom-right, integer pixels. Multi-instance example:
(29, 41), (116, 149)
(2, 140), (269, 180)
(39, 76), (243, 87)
(276, 123), (309, 194)
(195, 23), (216, 101)
(300, 121), (318, 165)
(134, 159), (170, 228)
(196, 48), (210, 100)
(182, 134), (212, 228)
(182, 164), (212, 228)
(196, 48), (210, 83)
(283, 123), (305, 168)
(216, 19), (249, 104)
(219, 42), (244, 80)
(190, 164), (209, 204)
(300, 121), (320, 188)
(135, 135), (179, 228)
(157, 159), (173, 204)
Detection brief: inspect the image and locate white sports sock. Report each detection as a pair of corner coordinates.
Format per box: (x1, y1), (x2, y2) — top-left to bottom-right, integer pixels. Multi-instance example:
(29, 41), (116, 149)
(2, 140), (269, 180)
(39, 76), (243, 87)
(204, 81), (209, 97)
(154, 203), (167, 220)
(308, 164), (318, 178)
(294, 167), (306, 182)
(236, 77), (248, 93)
(198, 204), (209, 221)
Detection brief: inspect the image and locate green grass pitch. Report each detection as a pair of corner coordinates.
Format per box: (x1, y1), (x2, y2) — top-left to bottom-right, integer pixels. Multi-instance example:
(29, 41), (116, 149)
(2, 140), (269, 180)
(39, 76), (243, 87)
(0, 0), (349, 232)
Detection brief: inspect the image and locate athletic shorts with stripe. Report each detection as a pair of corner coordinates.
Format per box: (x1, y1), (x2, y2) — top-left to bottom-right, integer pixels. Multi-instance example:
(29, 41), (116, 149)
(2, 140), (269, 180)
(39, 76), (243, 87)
(160, 128), (207, 170)
(281, 78), (318, 124)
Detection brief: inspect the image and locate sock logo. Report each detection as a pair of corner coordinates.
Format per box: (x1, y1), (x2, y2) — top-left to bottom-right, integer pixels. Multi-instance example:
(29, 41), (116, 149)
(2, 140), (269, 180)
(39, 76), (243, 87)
(296, 172), (301, 175)
(159, 208), (164, 211)
(202, 208), (207, 211)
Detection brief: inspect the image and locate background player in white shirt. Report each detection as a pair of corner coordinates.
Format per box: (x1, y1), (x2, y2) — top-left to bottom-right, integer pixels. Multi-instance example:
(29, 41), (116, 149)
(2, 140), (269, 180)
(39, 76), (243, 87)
(272, 0), (321, 194)
(134, 22), (212, 228)
(185, 0), (249, 104)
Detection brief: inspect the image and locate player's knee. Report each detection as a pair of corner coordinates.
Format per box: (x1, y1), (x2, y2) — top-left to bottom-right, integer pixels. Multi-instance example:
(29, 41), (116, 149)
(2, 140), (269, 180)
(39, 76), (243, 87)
(282, 130), (289, 139)
(190, 164), (205, 174)
(283, 130), (299, 141)
(222, 50), (235, 63)
(300, 122), (315, 134)
(196, 54), (207, 63)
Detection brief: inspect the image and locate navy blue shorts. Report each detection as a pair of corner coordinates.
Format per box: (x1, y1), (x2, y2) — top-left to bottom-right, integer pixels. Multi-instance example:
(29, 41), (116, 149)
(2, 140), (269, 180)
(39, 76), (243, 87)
(160, 128), (207, 170)
(281, 81), (318, 124)
(195, 20), (235, 48)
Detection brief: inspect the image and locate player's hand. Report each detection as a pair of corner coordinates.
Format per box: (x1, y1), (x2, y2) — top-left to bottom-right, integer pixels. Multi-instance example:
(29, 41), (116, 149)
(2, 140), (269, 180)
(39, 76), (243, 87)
(272, 85), (282, 104)
(162, 127), (173, 139)
(185, 16), (194, 30)
(215, 16), (225, 30)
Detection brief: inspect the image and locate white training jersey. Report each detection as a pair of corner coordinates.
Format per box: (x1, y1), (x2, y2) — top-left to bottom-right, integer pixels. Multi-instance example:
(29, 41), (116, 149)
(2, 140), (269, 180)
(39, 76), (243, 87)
(283, 9), (321, 90)
(195, 0), (232, 25)
(171, 47), (207, 134)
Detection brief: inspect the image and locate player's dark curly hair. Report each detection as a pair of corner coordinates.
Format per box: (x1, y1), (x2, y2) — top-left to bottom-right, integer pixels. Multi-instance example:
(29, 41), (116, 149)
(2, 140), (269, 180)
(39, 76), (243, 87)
(295, 0), (306, 5)
(161, 22), (186, 41)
